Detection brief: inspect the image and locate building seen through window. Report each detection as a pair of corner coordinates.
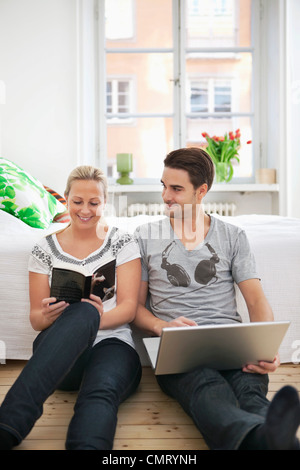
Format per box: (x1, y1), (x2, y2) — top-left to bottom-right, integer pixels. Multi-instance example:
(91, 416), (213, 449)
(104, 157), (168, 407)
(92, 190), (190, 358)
(105, 0), (253, 181)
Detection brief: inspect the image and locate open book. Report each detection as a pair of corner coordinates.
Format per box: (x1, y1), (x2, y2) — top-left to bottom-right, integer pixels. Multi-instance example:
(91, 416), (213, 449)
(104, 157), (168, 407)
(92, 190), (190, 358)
(50, 257), (116, 304)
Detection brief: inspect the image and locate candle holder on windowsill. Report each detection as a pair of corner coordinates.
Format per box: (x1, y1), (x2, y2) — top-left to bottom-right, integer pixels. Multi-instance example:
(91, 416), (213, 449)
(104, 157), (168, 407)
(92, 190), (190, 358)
(116, 153), (133, 185)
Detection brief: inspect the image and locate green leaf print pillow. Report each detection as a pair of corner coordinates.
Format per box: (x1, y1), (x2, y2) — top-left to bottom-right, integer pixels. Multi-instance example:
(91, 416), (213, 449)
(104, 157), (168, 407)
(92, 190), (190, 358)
(0, 158), (66, 229)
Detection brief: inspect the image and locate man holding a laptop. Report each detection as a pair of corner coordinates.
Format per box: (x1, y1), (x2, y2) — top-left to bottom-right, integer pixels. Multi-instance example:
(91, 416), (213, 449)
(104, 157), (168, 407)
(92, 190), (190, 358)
(134, 147), (300, 450)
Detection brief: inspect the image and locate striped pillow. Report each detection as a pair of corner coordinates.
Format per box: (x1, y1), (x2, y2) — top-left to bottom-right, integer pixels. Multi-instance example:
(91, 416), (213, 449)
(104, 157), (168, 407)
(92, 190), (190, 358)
(43, 186), (70, 223)
(43, 186), (67, 205)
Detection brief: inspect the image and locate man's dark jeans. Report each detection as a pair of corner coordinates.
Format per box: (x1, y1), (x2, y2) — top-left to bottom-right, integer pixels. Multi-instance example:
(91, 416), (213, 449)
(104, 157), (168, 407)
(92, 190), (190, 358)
(157, 365), (269, 449)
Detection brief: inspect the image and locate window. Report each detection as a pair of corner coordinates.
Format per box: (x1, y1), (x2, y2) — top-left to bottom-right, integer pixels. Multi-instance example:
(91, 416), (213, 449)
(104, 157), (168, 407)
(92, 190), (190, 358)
(102, 0), (256, 182)
(106, 78), (134, 122)
(189, 78), (232, 114)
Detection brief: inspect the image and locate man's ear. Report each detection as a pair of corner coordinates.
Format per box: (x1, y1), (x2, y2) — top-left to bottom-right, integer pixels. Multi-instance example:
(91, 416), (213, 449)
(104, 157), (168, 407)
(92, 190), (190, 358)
(196, 183), (208, 202)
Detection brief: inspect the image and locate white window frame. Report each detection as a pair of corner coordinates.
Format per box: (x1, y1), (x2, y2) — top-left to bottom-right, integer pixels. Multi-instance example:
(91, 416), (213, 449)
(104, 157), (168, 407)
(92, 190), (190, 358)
(181, 0), (259, 183)
(91, 0), (261, 184)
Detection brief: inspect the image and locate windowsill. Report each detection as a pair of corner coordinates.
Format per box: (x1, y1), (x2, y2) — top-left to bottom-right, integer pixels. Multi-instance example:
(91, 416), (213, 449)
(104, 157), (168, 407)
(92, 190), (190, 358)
(108, 183), (279, 193)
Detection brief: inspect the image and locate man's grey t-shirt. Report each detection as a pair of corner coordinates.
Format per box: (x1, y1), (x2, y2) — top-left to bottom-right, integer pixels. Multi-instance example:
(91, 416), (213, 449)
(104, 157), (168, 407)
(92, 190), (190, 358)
(134, 216), (259, 325)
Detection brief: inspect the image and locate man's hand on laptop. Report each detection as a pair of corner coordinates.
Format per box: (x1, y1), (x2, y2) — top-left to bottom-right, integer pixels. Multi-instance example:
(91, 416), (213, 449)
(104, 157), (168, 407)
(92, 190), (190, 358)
(153, 316), (197, 337)
(242, 353), (281, 374)
(168, 316), (198, 329)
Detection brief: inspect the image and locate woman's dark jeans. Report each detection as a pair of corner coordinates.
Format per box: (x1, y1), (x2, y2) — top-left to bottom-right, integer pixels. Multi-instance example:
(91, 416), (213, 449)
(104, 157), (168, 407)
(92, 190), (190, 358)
(0, 302), (142, 449)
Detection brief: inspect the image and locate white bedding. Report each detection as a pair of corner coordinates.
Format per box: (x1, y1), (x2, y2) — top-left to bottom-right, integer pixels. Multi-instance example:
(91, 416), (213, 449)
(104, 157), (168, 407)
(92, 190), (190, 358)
(0, 211), (69, 359)
(0, 210), (299, 364)
(226, 215), (300, 365)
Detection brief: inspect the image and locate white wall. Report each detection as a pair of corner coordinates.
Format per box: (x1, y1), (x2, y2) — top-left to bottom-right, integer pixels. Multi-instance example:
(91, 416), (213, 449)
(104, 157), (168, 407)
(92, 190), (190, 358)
(0, 0), (298, 217)
(0, 0), (79, 195)
(286, 0), (300, 219)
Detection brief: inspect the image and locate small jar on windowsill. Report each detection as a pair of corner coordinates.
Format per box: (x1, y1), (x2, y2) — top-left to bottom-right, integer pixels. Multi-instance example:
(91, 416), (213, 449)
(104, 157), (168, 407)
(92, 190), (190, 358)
(255, 169), (277, 184)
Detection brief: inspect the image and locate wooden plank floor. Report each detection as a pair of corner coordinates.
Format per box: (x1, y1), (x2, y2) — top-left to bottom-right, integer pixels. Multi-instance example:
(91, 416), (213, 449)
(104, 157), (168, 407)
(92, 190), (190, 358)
(1, 360), (300, 450)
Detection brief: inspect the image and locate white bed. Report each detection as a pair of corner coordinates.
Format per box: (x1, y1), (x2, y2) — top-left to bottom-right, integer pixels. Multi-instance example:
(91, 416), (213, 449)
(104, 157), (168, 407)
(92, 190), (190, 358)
(0, 209), (299, 365)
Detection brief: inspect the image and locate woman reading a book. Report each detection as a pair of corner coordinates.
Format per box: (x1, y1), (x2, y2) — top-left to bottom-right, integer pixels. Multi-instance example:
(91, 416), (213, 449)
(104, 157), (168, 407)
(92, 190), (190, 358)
(0, 165), (142, 450)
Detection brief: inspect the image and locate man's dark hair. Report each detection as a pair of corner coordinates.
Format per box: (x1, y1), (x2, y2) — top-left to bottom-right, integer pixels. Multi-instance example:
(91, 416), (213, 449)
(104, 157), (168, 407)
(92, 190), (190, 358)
(164, 147), (215, 191)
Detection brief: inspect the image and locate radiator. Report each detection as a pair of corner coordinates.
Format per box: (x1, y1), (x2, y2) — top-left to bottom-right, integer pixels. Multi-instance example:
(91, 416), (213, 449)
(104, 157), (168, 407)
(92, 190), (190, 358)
(126, 202), (237, 217)
(203, 202), (237, 216)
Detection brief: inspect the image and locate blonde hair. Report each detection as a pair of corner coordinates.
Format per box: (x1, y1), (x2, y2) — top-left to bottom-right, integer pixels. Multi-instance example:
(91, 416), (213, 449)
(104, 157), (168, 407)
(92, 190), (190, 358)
(65, 165), (108, 200)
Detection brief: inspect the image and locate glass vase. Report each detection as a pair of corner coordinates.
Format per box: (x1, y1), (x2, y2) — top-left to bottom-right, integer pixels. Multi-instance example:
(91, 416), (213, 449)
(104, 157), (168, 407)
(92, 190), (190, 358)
(215, 162), (229, 183)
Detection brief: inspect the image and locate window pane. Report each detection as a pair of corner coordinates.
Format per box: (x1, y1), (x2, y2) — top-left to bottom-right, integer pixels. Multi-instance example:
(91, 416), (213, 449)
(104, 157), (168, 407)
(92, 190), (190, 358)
(118, 81), (129, 93)
(118, 82), (130, 112)
(105, 0), (134, 40)
(106, 53), (174, 114)
(214, 83), (231, 112)
(118, 95), (128, 108)
(105, 0), (173, 49)
(190, 81), (209, 112)
(185, 0), (252, 48)
(186, 116), (253, 178)
(186, 53), (252, 114)
(107, 117), (174, 179)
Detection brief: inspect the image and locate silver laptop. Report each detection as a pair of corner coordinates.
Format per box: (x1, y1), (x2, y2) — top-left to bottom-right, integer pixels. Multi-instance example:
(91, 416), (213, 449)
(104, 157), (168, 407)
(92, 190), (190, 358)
(143, 321), (290, 375)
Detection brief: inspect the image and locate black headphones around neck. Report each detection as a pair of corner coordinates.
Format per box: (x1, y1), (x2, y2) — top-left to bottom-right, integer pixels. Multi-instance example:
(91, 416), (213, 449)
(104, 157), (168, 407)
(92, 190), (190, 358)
(161, 240), (219, 287)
